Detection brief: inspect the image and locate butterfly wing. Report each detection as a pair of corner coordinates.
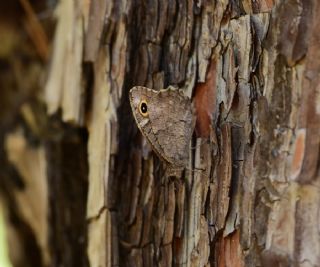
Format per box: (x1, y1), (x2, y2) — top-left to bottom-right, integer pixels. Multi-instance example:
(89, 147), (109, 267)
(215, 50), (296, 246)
(129, 86), (195, 168)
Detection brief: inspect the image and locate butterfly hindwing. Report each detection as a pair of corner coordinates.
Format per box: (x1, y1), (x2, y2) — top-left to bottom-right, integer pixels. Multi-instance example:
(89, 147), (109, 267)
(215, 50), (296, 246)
(129, 86), (195, 168)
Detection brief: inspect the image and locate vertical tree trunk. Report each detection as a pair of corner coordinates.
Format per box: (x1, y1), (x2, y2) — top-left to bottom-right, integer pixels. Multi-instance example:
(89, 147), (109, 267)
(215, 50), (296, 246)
(1, 0), (320, 267)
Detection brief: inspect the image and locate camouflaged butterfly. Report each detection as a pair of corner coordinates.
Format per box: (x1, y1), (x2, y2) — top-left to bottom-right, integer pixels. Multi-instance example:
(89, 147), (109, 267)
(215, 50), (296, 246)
(129, 86), (196, 175)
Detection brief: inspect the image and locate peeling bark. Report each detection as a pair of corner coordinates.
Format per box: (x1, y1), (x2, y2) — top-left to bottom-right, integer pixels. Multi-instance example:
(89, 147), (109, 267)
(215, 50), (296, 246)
(1, 0), (320, 267)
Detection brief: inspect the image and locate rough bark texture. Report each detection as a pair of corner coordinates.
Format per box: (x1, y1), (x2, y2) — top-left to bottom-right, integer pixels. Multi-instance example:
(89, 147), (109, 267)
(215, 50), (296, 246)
(1, 0), (320, 267)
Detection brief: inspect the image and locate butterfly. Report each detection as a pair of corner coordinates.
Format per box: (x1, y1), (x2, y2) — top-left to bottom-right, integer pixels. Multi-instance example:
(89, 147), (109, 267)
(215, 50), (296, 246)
(129, 86), (196, 174)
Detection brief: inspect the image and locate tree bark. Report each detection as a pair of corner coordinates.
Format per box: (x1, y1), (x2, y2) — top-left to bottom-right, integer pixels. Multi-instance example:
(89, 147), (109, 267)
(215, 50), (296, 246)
(1, 0), (320, 267)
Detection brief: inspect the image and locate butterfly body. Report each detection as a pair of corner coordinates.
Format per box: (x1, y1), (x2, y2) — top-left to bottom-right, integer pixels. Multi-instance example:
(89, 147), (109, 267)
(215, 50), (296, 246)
(129, 86), (195, 170)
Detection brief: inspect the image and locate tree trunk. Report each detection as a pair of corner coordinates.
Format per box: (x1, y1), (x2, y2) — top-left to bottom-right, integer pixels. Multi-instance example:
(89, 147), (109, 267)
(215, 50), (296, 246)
(1, 0), (320, 266)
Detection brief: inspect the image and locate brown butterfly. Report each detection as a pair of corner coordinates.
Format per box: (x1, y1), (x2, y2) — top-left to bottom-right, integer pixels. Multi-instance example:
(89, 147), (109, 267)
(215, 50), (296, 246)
(129, 86), (196, 174)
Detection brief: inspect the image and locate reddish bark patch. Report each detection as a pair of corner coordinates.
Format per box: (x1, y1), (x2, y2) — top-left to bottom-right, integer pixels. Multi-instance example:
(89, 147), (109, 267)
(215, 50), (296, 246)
(217, 230), (244, 267)
(290, 129), (306, 180)
(194, 59), (217, 138)
(253, 0), (275, 13)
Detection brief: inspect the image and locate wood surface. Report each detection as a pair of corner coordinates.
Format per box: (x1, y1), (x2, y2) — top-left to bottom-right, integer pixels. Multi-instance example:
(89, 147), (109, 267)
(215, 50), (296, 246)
(0, 0), (319, 266)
